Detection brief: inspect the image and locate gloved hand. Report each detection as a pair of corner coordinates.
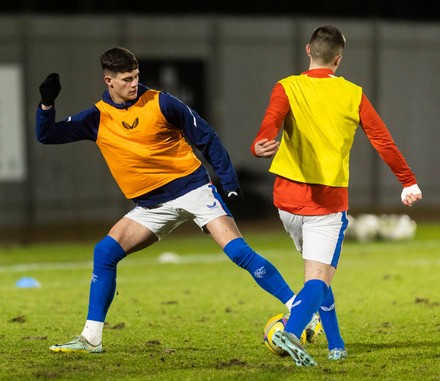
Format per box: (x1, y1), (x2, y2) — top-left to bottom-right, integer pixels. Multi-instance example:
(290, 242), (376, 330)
(227, 188), (244, 202)
(401, 184), (422, 207)
(39, 73), (61, 106)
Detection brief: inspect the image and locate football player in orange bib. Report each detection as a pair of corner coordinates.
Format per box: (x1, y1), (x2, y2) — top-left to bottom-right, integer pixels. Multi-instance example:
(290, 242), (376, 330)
(35, 47), (319, 354)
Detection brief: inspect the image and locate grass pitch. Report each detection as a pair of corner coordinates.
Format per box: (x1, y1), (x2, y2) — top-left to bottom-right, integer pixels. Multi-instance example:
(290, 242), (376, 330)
(0, 222), (439, 380)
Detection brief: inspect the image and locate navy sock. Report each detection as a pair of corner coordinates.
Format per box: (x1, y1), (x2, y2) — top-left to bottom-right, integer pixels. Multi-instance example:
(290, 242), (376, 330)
(223, 238), (294, 304)
(87, 236), (126, 322)
(319, 287), (345, 350)
(285, 279), (328, 339)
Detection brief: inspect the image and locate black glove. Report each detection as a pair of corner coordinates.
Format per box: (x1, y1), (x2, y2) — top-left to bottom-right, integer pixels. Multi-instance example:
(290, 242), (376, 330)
(226, 188), (244, 202)
(39, 73), (61, 106)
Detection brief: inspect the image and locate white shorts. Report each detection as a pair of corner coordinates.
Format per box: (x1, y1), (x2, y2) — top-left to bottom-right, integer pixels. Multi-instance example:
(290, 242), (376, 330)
(278, 210), (349, 268)
(125, 183), (230, 240)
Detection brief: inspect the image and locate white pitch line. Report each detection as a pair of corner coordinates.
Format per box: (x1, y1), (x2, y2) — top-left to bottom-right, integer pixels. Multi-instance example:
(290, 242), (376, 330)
(1, 242), (439, 274)
(0, 252), (234, 273)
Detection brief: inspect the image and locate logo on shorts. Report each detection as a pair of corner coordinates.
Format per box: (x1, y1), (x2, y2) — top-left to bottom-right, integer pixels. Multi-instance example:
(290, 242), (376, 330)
(207, 201), (217, 209)
(254, 266), (266, 279)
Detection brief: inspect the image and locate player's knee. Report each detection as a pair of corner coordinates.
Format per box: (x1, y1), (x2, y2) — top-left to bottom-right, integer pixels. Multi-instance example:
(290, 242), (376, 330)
(223, 237), (254, 267)
(94, 236), (126, 268)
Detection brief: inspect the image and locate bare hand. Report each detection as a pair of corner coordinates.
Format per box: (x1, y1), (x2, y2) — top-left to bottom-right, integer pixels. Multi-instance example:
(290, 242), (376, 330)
(254, 139), (280, 158)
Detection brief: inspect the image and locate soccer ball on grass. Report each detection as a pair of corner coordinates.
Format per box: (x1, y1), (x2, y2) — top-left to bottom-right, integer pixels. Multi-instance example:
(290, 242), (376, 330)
(263, 312), (307, 356)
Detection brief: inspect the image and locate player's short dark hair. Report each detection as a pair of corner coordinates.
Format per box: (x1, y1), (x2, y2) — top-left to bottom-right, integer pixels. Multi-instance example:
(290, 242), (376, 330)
(100, 47), (139, 74)
(309, 25), (346, 64)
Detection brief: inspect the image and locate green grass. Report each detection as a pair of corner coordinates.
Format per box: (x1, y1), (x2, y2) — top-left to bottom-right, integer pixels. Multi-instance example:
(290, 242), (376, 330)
(1, 222), (439, 381)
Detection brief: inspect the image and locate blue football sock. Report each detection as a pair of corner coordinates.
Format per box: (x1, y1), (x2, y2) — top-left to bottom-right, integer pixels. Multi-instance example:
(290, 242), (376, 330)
(87, 235), (126, 322)
(285, 279), (328, 339)
(223, 238), (294, 304)
(319, 287), (345, 350)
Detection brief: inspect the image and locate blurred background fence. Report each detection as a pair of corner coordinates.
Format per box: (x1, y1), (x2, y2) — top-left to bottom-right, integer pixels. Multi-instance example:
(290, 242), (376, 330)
(0, 12), (439, 239)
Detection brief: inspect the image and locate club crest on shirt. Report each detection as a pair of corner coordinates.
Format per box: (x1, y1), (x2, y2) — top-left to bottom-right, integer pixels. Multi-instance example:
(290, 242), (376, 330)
(122, 117), (139, 130)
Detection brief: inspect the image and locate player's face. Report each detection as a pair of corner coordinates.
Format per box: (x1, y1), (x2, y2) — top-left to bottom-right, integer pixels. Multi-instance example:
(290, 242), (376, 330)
(105, 69), (139, 104)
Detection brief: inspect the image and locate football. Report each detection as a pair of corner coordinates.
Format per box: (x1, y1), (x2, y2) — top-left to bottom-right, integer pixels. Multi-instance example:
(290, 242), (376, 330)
(263, 313), (307, 356)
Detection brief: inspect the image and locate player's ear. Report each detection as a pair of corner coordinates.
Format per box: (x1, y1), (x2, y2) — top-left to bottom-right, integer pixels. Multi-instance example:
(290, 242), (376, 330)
(104, 75), (113, 87)
(306, 44), (312, 57)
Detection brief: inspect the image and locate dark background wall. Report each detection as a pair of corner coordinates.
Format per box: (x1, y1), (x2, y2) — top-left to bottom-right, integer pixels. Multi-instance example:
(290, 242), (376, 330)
(0, 6), (438, 241)
(2, 1), (439, 21)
